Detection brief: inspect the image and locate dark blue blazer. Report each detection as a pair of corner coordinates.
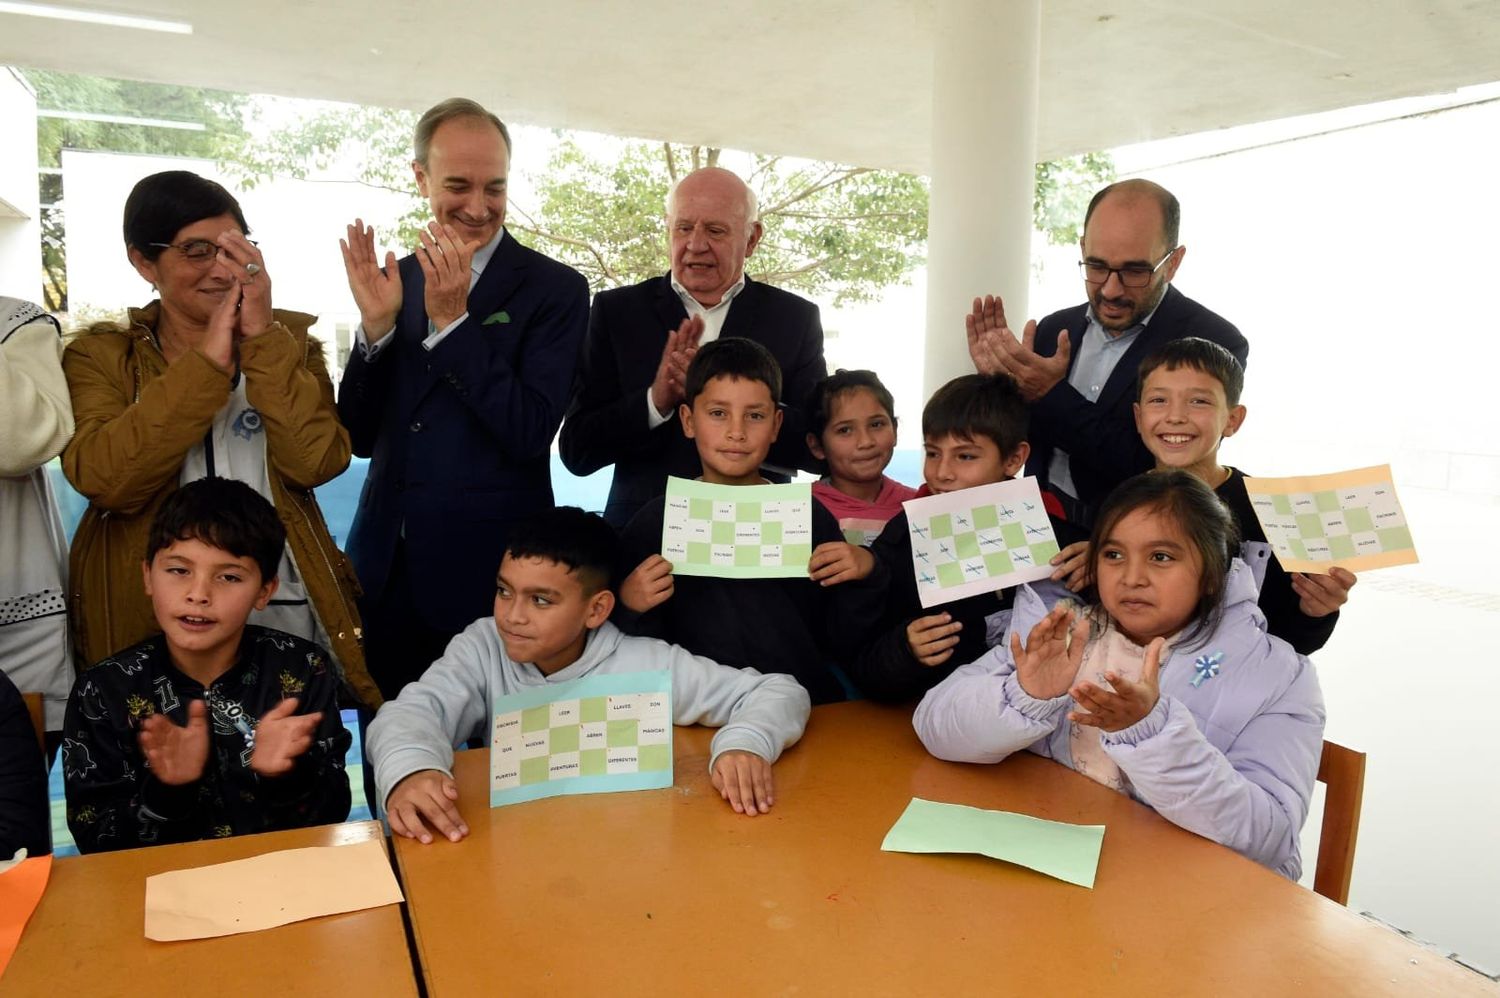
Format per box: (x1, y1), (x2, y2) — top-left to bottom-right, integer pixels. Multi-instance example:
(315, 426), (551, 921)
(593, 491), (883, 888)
(1025, 285), (1248, 510)
(338, 231), (589, 634)
(558, 274), (826, 528)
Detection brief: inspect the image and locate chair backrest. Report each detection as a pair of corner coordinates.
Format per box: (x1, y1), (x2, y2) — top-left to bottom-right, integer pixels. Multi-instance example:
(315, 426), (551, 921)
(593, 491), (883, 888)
(21, 691), (46, 754)
(1313, 740), (1366, 905)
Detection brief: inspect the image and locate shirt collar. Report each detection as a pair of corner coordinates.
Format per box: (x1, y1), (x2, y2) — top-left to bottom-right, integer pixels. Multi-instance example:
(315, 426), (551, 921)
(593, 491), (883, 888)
(670, 272), (747, 313)
(471, 227), (505, 276)
(1085, 291), (1165, 340)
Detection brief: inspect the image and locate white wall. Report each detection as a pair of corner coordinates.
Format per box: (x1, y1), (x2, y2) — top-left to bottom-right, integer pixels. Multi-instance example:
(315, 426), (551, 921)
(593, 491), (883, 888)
(0, 67), (41, 301)
(61, 148), (412, 378)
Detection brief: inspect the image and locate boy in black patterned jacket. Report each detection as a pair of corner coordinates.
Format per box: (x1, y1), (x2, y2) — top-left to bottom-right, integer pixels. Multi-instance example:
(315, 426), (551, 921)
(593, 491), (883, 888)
(63, 478), (349, 852)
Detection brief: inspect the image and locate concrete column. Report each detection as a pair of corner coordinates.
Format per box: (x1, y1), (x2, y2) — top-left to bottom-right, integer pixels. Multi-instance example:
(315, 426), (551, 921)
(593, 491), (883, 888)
(923, 0), (1041, 397)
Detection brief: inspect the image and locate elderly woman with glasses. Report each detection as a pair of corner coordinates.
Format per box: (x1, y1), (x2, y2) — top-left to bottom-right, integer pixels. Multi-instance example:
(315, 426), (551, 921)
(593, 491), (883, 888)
(60, 171), (379, 709)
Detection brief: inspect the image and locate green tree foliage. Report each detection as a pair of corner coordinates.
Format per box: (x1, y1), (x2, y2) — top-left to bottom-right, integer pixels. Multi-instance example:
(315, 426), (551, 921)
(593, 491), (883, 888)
(521, 140), (1112, 305)
(515, 141), (931, 305)
(25, 69), (248, 310)
(1034, 151), (1115, 246)
(228, 103), (425, 247)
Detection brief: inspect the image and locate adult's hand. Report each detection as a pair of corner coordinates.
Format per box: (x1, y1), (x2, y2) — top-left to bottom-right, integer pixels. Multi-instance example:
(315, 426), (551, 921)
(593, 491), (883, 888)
(416, 222), (480, 333)
(650, 315), (705, 416)
(965, 295), (1010, 376)
(216, 229), (272, 338)
(200, 282), (240, 372)
(966, 295), (1072, 402)
(340, 219), (403, 342)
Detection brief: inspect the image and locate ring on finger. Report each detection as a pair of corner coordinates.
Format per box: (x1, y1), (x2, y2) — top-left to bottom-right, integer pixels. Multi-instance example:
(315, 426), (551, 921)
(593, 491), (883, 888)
(244, 262), (262, 277)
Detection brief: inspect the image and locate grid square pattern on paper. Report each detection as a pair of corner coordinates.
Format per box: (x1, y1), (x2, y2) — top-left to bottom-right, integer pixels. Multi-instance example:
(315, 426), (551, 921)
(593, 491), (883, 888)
(1248, 480), (1413, 568)
(661, 478), (814, 579)
(905, 479), (1060, 609)
(491, 691), (673, 793)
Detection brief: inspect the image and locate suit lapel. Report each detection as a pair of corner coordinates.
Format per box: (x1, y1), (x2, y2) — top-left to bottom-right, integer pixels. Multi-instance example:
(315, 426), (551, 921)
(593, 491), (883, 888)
(719, 278), (762, 340)
(653, 273), (689, 334)
(466, 229), (528, 328)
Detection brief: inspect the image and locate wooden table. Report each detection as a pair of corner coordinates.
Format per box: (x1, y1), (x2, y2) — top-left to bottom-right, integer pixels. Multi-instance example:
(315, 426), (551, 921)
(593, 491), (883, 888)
(394, 701), (1492, 996)
(5, 820), (417, 997)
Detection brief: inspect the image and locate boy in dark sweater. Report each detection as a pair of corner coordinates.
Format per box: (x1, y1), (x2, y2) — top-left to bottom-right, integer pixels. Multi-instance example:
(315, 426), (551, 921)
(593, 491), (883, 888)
(1131, 337), (1354, 654)
(617, 338), (875, 704)
(848, 373), (1085, 703)
(63, 478), (350, 852)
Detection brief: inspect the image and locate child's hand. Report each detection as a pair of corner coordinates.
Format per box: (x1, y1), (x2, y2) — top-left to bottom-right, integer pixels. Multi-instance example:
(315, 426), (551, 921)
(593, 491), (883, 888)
(808, 541), (874, 586)
(710, 750), (775, 816)
(906, 612), (963, 667)
(1070, 636), (1165, 732)
(1292, 566), (1357, 618)
(621, 555), (674, 612)
(1011, 604), (1088, 700)
(249, 698), (322, 777)
(138, 699), (210, 786)
(1049, 540), (1092, 592)
(386, 769), (469, 844)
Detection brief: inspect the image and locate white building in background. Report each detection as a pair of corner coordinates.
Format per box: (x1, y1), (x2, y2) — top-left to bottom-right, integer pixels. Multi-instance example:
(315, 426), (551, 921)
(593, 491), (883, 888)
(0, 68), (41, 301)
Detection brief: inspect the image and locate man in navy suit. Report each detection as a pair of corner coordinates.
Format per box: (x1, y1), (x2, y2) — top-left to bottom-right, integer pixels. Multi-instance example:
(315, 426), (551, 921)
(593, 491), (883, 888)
(967, 179), (1247, 528)
(338, 98), (588, 698)
(559, 167), (826, 528)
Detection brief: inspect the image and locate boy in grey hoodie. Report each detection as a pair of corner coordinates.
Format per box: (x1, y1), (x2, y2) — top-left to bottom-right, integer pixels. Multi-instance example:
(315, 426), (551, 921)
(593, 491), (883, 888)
(367, 506), (811, 844)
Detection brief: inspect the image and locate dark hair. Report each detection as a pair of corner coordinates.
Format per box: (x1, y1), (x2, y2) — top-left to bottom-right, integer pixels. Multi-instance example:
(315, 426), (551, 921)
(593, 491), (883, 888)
(1083, 178), (1180, 252)
(146, 478), (285, 582)
(123, 171), (249, 262)
(505, 506), (619, 594)
(1136, 337), (1245, 407)
(414, 97), (512, 164)
(921, 373), (1028, 457)
(683, 336), (782, 407)
(1087, 470), (1239, 649)
(805, 369), (898, 438)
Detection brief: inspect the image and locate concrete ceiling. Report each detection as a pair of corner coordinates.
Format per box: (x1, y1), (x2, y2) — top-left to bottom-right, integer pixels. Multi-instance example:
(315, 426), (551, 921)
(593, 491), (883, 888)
(3, 1), (1499, 173)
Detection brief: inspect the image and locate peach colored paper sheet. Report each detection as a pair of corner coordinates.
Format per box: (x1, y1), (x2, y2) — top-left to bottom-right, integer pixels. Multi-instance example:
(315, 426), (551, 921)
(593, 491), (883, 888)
(1243, 464), (1418, 573)
(143, 839), (402, 941)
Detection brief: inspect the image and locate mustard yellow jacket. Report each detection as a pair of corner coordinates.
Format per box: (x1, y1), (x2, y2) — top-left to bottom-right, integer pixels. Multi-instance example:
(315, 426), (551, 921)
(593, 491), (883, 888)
(61, 302), (380, 707)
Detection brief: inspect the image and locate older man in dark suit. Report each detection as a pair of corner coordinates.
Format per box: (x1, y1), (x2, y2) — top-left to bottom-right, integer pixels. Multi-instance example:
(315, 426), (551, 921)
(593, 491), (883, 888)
(559, 167), (826, 528)
(968, 179), (1248, 528)
(338, 98), (589, 698)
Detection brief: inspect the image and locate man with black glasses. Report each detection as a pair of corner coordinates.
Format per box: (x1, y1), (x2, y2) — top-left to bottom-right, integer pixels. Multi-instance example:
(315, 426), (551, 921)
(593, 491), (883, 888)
(966, 179), (1247, 528)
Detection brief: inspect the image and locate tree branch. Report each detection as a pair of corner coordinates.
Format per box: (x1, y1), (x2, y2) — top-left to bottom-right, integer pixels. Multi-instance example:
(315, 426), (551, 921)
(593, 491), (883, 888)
(759, 167), (872, 217)
(752, 256), (832, 283)
(507, 203), (619, 283)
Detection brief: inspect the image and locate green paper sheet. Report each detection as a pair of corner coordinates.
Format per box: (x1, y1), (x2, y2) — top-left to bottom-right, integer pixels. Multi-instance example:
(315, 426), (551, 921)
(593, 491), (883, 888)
(880, 797), (1105, 889)
(660, 476), (814, 579)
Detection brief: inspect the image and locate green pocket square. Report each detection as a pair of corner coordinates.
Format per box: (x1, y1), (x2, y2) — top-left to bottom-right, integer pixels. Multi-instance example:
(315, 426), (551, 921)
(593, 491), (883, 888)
(483, 311), (511, 325)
